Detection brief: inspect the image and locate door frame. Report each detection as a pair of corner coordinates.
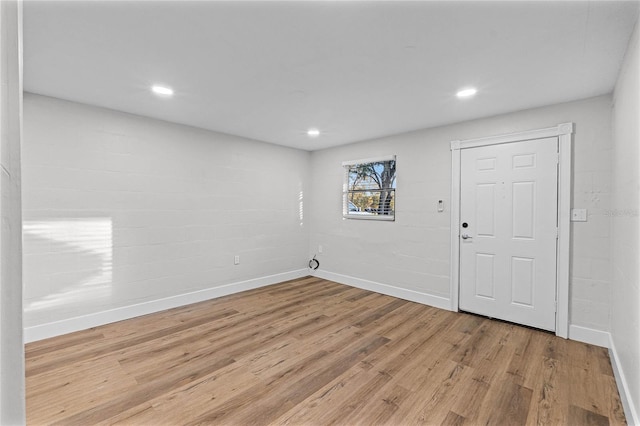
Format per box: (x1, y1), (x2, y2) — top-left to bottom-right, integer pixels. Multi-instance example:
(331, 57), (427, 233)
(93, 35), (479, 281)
(450, 123), (574, 338)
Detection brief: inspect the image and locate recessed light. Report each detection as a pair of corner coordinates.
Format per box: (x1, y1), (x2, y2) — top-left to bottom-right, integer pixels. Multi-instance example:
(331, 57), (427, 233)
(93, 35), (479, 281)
(152, 85), (174, 97)
(456, 87), (477, 98)
(307, 128), (320, 137)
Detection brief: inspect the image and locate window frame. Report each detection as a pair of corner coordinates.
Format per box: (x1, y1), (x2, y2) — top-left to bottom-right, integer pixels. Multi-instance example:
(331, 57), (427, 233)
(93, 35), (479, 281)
(342, 155), (396, 221)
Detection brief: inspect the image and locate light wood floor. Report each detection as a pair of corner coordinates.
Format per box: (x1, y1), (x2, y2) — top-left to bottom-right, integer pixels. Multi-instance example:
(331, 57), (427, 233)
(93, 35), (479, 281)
(26, 277), (625, 425)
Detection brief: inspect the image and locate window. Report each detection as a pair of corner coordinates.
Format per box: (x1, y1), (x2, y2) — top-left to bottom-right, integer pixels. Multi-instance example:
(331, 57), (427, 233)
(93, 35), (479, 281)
(343, 155), (396, 220)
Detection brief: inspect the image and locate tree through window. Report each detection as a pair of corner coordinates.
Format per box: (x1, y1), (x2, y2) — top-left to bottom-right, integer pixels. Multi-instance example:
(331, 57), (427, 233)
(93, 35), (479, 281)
(343, 156), (396, 220)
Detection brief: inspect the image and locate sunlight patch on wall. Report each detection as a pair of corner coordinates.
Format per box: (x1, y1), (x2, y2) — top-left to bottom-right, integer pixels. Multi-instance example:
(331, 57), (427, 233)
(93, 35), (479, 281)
(299, 189), (304, 225)
(23, 218), (113, 313)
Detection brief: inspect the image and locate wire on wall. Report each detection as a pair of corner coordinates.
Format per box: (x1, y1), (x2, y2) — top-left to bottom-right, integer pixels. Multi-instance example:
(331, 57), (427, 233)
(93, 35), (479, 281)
(308, 255), (319, 270)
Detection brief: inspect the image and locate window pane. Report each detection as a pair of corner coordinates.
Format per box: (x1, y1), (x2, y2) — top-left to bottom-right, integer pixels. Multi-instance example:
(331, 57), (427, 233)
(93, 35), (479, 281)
(344, 158), (396, 220)
(347, 160), (396, 192)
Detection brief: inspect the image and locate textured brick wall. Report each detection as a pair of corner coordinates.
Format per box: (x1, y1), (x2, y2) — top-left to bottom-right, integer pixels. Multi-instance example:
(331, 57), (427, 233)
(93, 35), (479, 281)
(309, 95), (614, 331)
(23, 93), (310, 329)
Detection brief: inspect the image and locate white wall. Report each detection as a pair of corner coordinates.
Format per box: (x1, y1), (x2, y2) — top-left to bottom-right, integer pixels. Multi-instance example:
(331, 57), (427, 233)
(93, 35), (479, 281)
(22, 93), (310, 336)
(610, 20), (640, 426)
(24, 92), (615, 341)
(0, 0), (25, 424)
(309, 95), (613, 332)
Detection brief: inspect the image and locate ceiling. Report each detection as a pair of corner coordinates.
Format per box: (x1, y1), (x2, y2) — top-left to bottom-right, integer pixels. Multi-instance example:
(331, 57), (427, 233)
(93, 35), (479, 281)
(24, 1), (640, 151)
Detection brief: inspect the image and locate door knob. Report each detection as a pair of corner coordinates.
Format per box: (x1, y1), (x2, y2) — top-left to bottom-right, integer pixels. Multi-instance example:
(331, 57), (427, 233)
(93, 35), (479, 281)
(461, 233), (472, 239)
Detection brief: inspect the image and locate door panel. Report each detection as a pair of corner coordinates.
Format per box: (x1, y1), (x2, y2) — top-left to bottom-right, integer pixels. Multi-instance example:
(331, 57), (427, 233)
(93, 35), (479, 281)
(476, 184), (496, 236)
(512, 181), (535, 238)
(459, 137), (558, 331)
(511, 256), (534, 306)
(475, 253), (495, 299)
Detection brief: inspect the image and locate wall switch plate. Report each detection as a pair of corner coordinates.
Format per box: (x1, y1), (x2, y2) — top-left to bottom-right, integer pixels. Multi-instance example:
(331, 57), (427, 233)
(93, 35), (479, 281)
(571, 209), (587, 222)
(318, 245), (323, 254)
(234, 255), (240, 265)
(437, 200), (444, 212)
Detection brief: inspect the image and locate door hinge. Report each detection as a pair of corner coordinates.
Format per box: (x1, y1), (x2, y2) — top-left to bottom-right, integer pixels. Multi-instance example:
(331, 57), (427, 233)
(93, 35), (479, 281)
(557, 153), (561, 164)
(556, 228), (559, 239)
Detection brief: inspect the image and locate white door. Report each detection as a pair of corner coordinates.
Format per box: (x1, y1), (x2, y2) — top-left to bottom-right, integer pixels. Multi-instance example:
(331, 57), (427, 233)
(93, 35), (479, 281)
(459, 137), (558, 331)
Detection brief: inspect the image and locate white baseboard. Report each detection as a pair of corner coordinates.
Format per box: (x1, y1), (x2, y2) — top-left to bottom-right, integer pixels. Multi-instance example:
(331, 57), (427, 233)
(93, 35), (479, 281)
(568, 324), (610, 347)
(24, 269), (309, 343)
(609, 334), (639, 426)
(24, 267), (639, 425)
(314, 270), (637, 425)
(313, 269), (452, 311)
(568, 326), (638, 425)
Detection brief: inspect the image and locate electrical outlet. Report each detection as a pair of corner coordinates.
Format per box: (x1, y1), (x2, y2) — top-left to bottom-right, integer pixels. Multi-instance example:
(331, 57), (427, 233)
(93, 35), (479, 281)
(571, 209), (587, 222)
(318, 245), (323, 254)
(234, 255), (240, 265)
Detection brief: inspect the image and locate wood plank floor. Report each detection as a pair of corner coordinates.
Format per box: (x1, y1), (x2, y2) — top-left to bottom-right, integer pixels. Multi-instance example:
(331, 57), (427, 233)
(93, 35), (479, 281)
(26, 277), (626, 425)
